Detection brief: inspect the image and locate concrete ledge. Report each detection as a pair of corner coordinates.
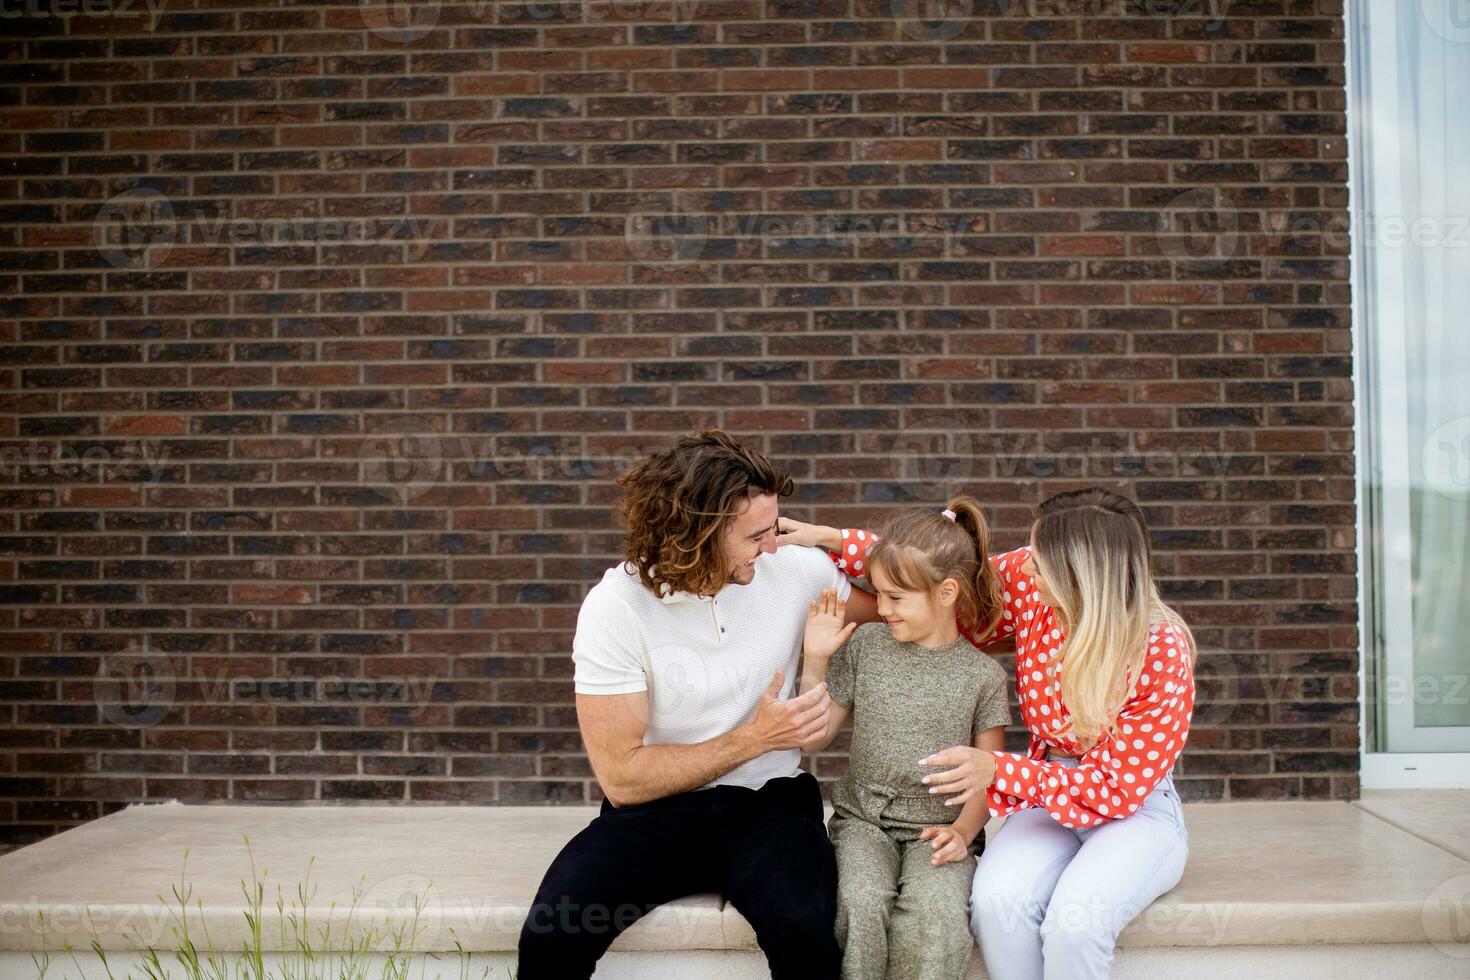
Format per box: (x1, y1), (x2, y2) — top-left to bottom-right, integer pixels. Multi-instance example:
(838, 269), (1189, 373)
(2, 795), (1468, 977)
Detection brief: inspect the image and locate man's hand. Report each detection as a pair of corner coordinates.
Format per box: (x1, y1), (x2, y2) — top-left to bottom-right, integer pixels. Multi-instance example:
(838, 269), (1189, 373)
(745, 669), (831, 752)
(775, 516), (841, 551)
(918, 824), (974, 866)
(805, 587), (858, 660)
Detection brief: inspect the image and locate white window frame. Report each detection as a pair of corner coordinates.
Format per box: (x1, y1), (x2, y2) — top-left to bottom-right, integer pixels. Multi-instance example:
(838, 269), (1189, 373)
(1350, 0), (1470, 787)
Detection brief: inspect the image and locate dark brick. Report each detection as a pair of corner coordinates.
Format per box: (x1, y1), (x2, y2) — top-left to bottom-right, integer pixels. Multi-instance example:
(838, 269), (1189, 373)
(0, 0), (1357, 847)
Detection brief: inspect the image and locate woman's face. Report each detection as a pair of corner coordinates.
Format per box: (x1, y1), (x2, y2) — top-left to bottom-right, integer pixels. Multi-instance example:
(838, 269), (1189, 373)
(1021, 521), (1057, 607)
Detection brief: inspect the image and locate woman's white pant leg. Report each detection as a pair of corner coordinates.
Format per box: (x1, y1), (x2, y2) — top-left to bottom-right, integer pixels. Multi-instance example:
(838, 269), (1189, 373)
(1037, 787), (1189, 980)
(969, 808), (1080, 980)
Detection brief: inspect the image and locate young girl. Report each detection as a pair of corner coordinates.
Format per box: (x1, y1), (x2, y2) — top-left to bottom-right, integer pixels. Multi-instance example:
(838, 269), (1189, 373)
(799, 497), (1011, 980)
(790, 487), (1196, 980)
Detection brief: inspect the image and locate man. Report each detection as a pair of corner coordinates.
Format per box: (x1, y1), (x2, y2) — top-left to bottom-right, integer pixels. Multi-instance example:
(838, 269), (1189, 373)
(517, 429), (879, 979)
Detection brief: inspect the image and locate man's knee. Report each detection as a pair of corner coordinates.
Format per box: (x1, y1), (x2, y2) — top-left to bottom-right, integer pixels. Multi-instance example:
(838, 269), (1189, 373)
(742, 879), (837, 940)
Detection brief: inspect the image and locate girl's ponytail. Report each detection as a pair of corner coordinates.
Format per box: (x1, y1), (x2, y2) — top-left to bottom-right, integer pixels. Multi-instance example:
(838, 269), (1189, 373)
(868, 494), (1005, 642)
(947, 495), (1005, 641)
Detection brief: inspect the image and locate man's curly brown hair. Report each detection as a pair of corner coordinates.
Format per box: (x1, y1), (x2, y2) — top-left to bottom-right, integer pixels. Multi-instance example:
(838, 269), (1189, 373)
(614, 429), (794, 598)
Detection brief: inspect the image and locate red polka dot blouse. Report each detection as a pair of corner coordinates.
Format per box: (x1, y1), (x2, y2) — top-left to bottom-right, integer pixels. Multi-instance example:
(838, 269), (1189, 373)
(831, 528), (1195, 828)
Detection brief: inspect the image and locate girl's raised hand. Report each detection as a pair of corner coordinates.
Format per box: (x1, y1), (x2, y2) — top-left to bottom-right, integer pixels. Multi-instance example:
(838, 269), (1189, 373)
(804, 587), (857, 660)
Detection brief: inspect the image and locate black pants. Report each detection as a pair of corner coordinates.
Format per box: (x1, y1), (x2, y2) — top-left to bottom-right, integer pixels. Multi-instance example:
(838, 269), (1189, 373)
(516, 770), (841, 980)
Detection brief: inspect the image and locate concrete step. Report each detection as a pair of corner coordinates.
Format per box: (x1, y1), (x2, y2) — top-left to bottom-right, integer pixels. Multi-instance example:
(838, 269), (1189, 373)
(2, 795), (1467, 979)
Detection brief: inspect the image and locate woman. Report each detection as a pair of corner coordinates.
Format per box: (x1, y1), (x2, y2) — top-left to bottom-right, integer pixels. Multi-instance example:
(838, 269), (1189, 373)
(778, 488), (1195, 980)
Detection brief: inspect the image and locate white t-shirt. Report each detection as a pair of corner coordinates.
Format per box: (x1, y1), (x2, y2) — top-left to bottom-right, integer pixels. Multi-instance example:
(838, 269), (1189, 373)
(572, 544), (854, 791)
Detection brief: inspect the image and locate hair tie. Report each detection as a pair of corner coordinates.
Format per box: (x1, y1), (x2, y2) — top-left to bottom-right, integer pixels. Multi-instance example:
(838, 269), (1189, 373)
(940, 508), (956, 521)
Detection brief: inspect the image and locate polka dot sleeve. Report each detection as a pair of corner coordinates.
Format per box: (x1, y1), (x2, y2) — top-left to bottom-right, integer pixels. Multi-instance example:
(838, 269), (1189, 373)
(986, 623), (1195, 828)
(832, 527), (876, 579)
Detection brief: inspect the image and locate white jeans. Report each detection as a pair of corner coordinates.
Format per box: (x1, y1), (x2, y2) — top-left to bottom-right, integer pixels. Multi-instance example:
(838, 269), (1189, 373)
(968, 758), (1188, 980)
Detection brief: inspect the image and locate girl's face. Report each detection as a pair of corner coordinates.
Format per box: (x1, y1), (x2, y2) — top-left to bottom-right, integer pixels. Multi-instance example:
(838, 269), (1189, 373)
(869, 564), (955, 644)
(1021, 521), (1057, 607)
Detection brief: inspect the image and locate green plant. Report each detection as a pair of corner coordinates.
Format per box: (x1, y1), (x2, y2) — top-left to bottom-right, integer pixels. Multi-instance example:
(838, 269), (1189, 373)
(33, 836), (515, 980)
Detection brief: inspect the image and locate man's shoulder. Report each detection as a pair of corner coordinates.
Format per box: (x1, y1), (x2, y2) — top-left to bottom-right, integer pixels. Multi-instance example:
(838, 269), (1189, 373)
(582, 562), (649, 610)
(761, 542), (833, 581)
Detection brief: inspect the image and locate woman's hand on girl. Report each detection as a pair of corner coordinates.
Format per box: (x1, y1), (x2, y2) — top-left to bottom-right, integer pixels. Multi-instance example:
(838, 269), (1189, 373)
(919, 746), (998, 806)
(804, 587), (857, 660)
(918, 824), (973, 866)
(776, 516), (842, 551)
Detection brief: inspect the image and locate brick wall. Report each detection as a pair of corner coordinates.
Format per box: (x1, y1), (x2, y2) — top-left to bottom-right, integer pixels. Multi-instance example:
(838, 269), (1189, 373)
(0, 0), (1356, 850)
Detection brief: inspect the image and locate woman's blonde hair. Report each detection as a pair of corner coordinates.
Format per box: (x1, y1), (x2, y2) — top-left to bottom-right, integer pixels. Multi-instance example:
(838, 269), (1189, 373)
(866, 495), (1004, 641)
(1030, 487), (1196, 749)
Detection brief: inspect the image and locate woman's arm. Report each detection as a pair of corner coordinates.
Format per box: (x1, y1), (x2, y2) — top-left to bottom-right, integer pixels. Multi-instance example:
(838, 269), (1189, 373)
(927, 623), (1195, 828)
(919, 724), (1002, 866)
(948, 725), (1004, 844)
(787, 518), (1026, 649)
(778, 517), (881, 626)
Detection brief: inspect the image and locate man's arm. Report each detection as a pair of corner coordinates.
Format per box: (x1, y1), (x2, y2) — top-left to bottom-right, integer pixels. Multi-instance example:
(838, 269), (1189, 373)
(578, 669), (831, 807)
(842, 584), (879, 626)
